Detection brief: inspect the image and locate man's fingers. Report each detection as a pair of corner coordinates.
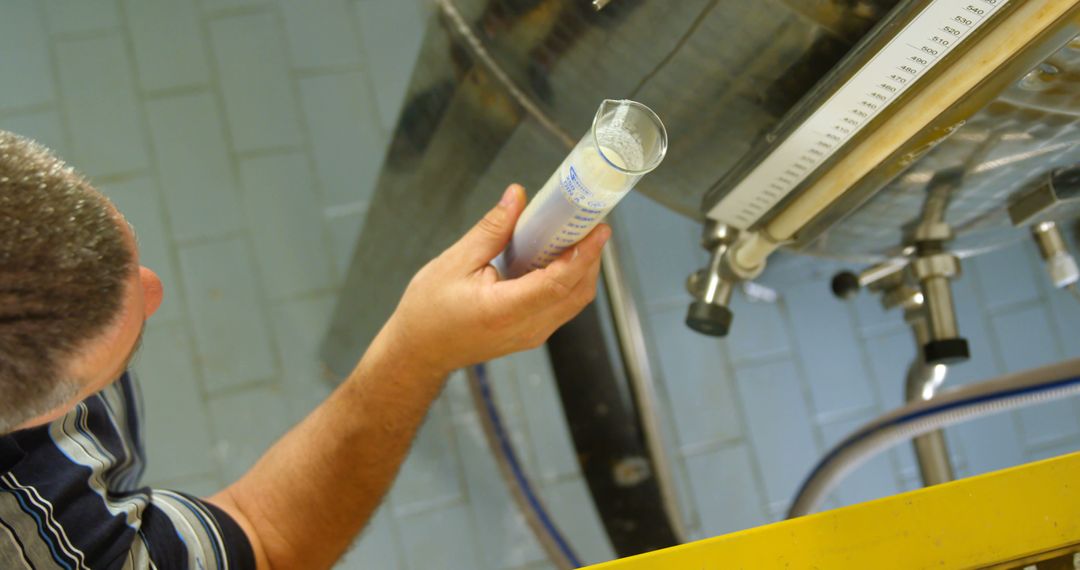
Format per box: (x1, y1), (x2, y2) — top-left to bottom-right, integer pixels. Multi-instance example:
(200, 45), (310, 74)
(505, 223), (610, 308)
(447, 184), (525, 268)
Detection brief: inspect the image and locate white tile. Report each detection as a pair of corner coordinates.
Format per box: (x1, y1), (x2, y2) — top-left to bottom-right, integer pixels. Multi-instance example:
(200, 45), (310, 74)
(0, 1), (55, 112)
(647, 304), (743, 450)
(0, 110), (69, 159)
(238, 152), (334, 299)
(269, 294), (337, 422)
(972, 240), (1041, 309)
(178, 238), (278, 390)
(785, 279), (876, 420)
(726, 290), (791, 362)
(147, 471), (223, 498)
(388, 401), (464, 515)
(540, 478), (616, 566)
(55, 33), (149, 177)
(133, 321), (219, 483)
(98, 176), (183, 322)
(208, 382), (291, 481)
(735, 359), (820, 506)
(684, 445), (766, 537)
(819, 415), (902, 508)
(44, 0), (119, 35)
(278, 0), (361, 69)
(454, 413), (546, 569)
(209, 12), (303, 152)
(396, 504), (480, 570)
(511, 348), (581, 482)
(200, 0), (267, 13)
(353, 0), (427, 130)
(145, 92), (244, 241)
(299, 72), (386, 208)
(325, 206), (368, 280)
(992, 306), (1079, 448)
(339, 506), (403, 570)
(123, 0), (210, 91)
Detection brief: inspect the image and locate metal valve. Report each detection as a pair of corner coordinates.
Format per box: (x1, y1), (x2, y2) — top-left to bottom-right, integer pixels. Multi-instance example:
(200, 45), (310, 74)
(685, 221), (737, 337)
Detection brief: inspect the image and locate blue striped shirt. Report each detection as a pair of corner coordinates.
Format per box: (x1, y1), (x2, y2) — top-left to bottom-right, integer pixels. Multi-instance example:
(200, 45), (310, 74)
(0, 373), (255, 569)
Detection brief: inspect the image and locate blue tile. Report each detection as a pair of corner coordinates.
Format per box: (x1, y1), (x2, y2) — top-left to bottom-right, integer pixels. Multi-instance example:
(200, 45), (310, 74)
(612, 193), (703, 304)
(683, 445), (766, 537)
(992, 306), (1078, 447)
(0, 110), (70, 160)
(123, 0), (210, 91)
(971, 240), (1041, 310)
(734, 359), (820, 507)
(55, 34), (149, 177)
(178, 238), (278, 390)
(209, 12), (303, 152)
(991, 305), (1062, 372)
(862, 328), (915, 410)
(946, 273), (1004, 386)
(133, 321), (218, 483)
(278, 0), (362, 69)
(647, 304), (743, 450)
(339, 506), (403, 570)
(540, 478), (616, 566)
(97, 176), (183, 322)
(454, 413), (546, 569)
(389, 400), (464, 516)
(145, 92), (245, 241)
(1036, 250), (1080, 359)
(353, 0), (428, 130)
(851, 292), (901, 334)
(207, 382), (291, 481)
(0, 2), (54, 111)
(238, 152), (335, 299)
(1025, 439), (1080, 463)
(948, 412), (1025, 477)
(269, 294), (337, 422)
(726, 289), (791, 362)
(45, 0), (119, 34)
(396, 504), (480, 570)
(819, 415), (902, 508)
(299, 72), (387, 208)
(784, 279), (875, 419)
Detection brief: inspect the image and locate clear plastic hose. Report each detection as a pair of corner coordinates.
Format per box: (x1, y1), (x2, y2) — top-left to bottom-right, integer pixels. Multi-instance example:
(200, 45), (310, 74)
(788, 358), (1080, 518)
(467, 364), (583, 569)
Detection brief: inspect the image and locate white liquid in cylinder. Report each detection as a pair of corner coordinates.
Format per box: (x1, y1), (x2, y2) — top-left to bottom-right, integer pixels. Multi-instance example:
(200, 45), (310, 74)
(498, 138), (642, 278)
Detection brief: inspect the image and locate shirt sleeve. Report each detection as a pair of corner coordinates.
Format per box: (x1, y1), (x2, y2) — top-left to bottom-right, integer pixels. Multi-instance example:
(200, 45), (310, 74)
(135, 489), (256, 570)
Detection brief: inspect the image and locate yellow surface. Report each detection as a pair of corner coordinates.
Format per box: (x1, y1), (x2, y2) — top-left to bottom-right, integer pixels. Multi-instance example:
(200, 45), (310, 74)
(587, 452), (1080, 569)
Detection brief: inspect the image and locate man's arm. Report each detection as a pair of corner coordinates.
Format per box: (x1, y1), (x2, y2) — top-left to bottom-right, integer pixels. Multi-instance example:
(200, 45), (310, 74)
(206, 184), (609, 569)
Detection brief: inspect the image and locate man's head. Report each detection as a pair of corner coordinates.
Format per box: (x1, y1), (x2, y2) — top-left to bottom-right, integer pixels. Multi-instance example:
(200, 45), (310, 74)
(0, 131), (162, 434)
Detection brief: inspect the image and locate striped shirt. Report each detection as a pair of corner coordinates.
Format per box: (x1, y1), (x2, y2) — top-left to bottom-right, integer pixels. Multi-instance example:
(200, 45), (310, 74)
(0, 372), (255, 569)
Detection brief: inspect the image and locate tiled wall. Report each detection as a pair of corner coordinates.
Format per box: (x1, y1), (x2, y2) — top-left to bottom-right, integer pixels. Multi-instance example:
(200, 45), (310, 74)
(2, 1), (1078, 568)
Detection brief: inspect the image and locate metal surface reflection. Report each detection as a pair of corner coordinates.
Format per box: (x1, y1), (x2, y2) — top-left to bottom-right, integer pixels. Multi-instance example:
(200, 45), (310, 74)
(325, 0), (903, 372)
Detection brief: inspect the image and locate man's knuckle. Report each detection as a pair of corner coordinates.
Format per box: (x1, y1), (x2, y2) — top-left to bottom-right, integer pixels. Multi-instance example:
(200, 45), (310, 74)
(477, 212), (504, 236)
(543, 277), (572, 299)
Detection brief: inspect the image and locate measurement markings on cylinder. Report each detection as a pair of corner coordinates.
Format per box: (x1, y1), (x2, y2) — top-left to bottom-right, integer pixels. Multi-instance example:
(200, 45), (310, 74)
(707, 0), (1010, 229)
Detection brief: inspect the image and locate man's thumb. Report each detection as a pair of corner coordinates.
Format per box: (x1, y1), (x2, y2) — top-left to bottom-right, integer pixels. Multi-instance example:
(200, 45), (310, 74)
(454, 184), (525, 266)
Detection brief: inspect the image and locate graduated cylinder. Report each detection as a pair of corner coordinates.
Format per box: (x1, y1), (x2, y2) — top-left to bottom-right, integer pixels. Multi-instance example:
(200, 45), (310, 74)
(494, 99), (667, 278)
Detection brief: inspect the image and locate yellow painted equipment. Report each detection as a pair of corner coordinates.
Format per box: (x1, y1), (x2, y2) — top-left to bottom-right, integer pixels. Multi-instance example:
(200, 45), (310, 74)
(587, 452), (1080, 569)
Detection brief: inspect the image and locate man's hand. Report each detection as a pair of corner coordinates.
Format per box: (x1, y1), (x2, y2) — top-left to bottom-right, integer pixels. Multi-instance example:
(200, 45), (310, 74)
(384, 183), (610, 375)
(209, 182), (609, 570)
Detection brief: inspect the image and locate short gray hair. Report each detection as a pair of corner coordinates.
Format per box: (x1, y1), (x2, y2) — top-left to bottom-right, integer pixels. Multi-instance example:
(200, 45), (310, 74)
(0, 131), (133, 433)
